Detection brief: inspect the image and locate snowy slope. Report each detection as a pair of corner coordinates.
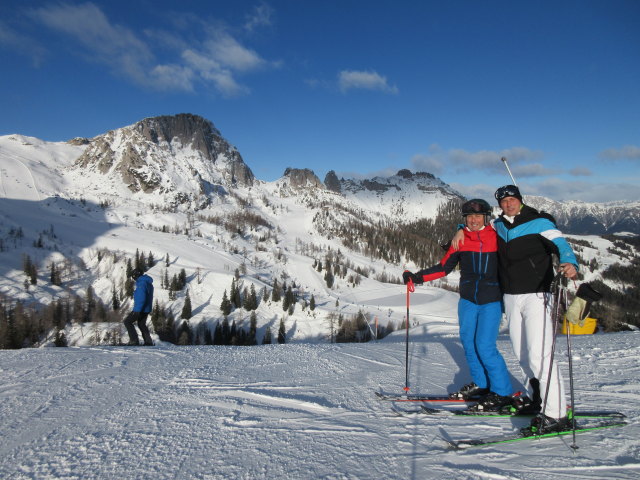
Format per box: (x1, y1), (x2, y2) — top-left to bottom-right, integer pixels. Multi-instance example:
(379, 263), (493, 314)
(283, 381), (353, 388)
(0, 329), (638, 479)
(0, 131), (452, 343)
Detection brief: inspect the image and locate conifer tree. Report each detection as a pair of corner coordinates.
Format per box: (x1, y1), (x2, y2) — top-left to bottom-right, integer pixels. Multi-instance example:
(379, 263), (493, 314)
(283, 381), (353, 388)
(178, 268), (187, 289)
(277, 317), (286, 344)
(84, 286), (96, 322)
(247, 311), (258, 345)
(220, 290), (232, 316)
(111, 285), (120, 311)
(262, 326), (272, 345)
(50, 262), (62, 286)
(271, 279), (281, 302)
(221, 317), (230, 344)
(177, 321), (191, 345)
(125, 277), (135, 298)
(310, 294), (316, 311)
(324, 270), (334, 288)
(181, 290), (192, 320)
(249, 284), (258, 310)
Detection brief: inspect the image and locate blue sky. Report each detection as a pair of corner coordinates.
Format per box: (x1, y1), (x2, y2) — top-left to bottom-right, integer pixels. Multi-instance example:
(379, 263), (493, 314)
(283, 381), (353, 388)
(1, 1), (639, 203)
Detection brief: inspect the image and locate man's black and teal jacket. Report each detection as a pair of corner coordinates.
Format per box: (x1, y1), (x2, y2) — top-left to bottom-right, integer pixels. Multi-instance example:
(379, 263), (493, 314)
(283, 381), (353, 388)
(493, 204), (578, 295)
(416, 226), (501, 305)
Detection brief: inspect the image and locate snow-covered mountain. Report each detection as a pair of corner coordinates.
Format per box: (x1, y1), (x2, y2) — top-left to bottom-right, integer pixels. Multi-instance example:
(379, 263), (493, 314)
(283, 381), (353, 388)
(0, 114), (638, 347)
(524, 195), (640, 235)
(70, 114), (254, 210)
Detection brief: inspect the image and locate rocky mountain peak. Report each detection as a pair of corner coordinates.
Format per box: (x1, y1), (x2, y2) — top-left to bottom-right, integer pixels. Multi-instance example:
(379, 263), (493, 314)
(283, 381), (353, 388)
(72, 114), (254, 206)
(324, 170), (341, 193)
(283, 168), (324, 189)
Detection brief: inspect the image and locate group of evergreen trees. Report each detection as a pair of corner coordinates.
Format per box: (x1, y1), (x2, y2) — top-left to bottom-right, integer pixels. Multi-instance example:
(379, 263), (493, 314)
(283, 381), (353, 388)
(316, 198), (463, 271)
(0, 289), (117, 349)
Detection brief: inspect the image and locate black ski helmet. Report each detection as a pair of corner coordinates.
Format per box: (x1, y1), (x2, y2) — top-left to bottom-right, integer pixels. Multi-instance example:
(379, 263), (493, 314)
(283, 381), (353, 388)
(494, 184), (523, 203)
(131, 269), (143, 280)
(461, 199), (492, 225)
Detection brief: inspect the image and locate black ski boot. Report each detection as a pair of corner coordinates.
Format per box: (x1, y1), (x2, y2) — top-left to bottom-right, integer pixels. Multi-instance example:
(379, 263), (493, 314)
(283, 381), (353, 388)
(449, 382), (490, 400)
(521, 414), (571, 437)
(511, 394), (541, 415)
(468, 392), (513, 412)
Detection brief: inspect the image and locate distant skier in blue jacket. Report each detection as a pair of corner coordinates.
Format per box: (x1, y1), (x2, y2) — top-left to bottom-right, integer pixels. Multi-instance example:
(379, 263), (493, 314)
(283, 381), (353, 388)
(124, 269), (154, 346)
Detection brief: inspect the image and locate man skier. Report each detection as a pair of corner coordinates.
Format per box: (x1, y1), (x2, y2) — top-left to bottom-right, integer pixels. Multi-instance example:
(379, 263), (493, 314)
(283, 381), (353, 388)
(491, 185), (578, 435)
(124, 269), (154, 346)
(403, 199), (514, 411)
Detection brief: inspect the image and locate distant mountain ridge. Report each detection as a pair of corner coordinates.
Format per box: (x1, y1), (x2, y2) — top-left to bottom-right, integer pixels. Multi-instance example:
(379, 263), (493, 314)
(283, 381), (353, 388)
(524, 196), (640, 235)
(2, 113), (638, 233)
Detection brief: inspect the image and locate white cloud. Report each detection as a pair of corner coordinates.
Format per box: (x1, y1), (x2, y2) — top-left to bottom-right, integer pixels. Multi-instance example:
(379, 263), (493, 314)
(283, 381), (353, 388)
(568, 167), (592, 176)
(203, 31), (267, 72)
(449, 183), (498, 203)
(29, 2), (273, 96)
(338, 70), (398, 94)
(599, 145), (640, 161)
(149, 64), (195, 92)
(31, 2), (153, 83)
(447, 147), (546, 176)
(244, 2), (274, 32)
(0, 20), (46, 67)
(410, 154), (444, 176)
(182, 48), (249, 97)
(454, 178), (640, 203)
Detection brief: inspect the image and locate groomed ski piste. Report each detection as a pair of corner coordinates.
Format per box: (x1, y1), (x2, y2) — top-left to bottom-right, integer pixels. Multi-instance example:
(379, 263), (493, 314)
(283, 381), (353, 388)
(1, 327), (639, 479)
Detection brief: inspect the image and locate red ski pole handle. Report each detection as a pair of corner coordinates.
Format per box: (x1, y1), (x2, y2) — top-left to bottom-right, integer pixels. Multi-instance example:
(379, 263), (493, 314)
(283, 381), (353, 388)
(403, 270), (415, 293)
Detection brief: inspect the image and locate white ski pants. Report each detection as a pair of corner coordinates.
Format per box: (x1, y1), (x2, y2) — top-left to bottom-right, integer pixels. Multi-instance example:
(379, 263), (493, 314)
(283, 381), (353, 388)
(504, 292), (567, 419)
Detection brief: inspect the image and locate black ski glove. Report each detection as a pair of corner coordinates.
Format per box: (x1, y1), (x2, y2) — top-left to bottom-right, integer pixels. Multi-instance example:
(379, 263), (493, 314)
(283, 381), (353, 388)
(402, 271), (423, 285)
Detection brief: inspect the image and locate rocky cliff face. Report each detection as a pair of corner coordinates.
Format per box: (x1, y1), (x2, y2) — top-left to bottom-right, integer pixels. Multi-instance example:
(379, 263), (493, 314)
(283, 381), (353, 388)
(74, 114), (254, 204)
(283, 168), (324, 189)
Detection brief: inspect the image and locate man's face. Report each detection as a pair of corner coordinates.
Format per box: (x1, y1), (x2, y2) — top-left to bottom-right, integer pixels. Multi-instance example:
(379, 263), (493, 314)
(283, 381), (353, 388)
(465, 213), (485, 231)
(499, 196), (522, 216)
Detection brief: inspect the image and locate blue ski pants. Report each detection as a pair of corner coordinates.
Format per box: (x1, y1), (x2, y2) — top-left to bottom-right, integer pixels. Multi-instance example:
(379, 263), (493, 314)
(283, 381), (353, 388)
(458, 299), (512, 396)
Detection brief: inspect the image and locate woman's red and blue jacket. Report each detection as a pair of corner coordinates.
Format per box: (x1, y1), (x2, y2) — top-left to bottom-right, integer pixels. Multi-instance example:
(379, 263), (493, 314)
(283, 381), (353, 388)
(415, 226), (501, 305)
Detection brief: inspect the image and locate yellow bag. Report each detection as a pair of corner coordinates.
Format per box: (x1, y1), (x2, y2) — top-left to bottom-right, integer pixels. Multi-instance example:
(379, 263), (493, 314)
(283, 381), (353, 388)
(562, 316), (597, 335)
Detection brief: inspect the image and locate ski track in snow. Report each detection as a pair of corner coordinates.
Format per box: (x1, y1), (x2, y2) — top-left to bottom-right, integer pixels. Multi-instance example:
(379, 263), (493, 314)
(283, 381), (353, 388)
(0, 333), (639, 480)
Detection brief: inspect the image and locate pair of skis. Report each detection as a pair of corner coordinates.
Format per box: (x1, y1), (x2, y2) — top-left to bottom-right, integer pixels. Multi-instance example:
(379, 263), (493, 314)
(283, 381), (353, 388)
(376, 391), (627, 449)
(447, 417), (627, 450)
(374, 391), (471, 403)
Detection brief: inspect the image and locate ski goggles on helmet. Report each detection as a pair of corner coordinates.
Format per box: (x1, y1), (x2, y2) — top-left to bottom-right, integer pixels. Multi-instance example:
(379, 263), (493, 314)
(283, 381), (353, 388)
(494, 184), (522, 203)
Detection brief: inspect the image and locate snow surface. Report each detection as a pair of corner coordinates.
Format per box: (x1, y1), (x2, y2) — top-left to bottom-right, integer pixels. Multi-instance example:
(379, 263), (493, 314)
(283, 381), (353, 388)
(1, 329), (639, 480)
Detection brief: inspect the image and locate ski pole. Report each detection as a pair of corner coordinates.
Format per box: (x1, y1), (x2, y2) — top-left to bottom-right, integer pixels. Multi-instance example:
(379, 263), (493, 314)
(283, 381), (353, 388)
(540, 272), (565, 420)
(404, 276), (415, 393)
(565, 313), (579, 451)
(501, 156), (518, 186)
